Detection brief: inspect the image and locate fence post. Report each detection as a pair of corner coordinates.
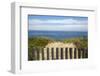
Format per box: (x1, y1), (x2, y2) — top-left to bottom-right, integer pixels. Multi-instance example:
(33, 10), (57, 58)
(69, 48), (72, 59)
(39, 47), (42, 60)
(56, 48), (59, 59)
(61, 48), (63, 59)
(49, 47), (52, 60)
(80, 48), (83, 59)
(32, 47), (88, 61)
(32, 47), (36, 60)
(51, 48), (54, 60)
(58, 48), (61, 59)
(65, 48), (68, 59)
(76, 48), (78, 59)
(41, 48), (44, 60)
(74, 48), (76, 59)
(53, 48), (56, 60)
(63, 48), (65, 59)
(84, 48), (88, 58)
(67, 48), (70, 59)
(72, 48), (74, 59)
(44, 48), (47, 60)
(47, 48), (49, 60)
(33, 48), (36, 60)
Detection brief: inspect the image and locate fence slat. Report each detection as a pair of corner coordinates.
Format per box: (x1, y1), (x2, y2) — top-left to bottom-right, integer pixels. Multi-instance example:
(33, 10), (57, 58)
(76, 48), (78, 59)
(84, 48), (88, 58)
(69, 48), (72, 59)
(68, 48), (70, 59)
(44, 48), (47, 60)
(47, 48), (49, 60)
(51, 48), (54, 60)
(74, 48), (76, 59)
(31, 47), (88, 60)
(39, 48), (42, 60)
(54, 48), (56, 60)
(63, 48), (65, 59)
(65, 48), (68, 59)
(49, 48), (52, 60)
(72, 48), (74, 59)
(61, 48), (63, 59)
(56, 48), (59, 59)
(78, 48), (81, 59)
(41, 48), (44, 60)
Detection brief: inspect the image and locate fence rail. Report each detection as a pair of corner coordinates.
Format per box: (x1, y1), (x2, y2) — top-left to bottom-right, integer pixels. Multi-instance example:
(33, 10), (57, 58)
(29, 47), (88, 60)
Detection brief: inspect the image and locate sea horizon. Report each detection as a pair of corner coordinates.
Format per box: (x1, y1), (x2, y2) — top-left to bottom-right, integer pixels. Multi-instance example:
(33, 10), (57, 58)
(28, 30), (88, 40)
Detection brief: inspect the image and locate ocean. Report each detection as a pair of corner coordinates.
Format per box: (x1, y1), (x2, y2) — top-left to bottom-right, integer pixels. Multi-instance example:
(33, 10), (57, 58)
(28, 30), (88, 40)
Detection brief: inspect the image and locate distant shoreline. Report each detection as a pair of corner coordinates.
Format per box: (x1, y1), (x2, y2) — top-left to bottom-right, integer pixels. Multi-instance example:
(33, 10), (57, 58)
(28, 36), (88, 48)
(28, 30), (88, 40)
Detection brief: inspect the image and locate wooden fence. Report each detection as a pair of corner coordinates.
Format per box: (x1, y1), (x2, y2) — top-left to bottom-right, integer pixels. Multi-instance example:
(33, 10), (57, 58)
(30, 47), (88, 60)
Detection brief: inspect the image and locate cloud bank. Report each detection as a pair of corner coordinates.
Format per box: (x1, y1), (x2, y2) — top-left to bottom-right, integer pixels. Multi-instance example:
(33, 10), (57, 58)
(28, 16), (88, 31)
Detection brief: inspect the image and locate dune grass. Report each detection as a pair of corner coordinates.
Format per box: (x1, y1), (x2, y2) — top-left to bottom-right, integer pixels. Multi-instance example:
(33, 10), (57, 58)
(28, 36), (88, 60)
(63, 37), (88, 48)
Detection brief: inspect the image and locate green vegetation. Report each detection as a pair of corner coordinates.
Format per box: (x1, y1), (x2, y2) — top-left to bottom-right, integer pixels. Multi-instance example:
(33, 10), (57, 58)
(63, 37), (88, 48)
(28, 36), (88, 60)
(28, 37), (54, 48)
(28, 37), (54, 60)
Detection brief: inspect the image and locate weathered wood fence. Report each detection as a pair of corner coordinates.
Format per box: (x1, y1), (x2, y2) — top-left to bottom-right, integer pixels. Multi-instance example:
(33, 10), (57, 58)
(31, 47), (88, 60)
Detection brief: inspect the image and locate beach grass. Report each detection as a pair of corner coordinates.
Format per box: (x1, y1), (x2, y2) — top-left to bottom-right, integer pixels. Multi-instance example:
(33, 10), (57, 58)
(28, 36), (88, 60)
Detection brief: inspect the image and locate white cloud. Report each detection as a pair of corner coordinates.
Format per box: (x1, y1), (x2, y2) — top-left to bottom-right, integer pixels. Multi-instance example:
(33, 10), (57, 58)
(29, 24), (87, 31)
(29, 18), (88, 31)
(29, 18), (88, 25)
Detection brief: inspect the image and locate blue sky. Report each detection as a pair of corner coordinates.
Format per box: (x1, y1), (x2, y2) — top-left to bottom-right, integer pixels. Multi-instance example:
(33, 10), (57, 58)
(28, 15), (88, 31)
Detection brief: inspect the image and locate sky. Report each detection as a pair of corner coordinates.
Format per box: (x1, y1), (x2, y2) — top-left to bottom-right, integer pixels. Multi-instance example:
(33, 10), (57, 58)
(28, 15), (88, 31)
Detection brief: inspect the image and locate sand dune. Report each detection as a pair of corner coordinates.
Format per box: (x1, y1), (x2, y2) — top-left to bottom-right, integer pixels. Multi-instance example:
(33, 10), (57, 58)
(45, 42), (76, 48)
